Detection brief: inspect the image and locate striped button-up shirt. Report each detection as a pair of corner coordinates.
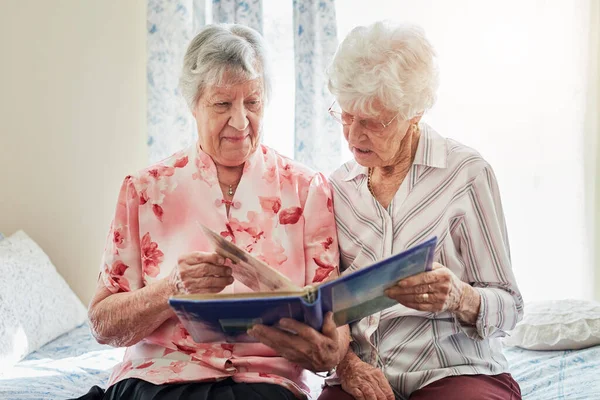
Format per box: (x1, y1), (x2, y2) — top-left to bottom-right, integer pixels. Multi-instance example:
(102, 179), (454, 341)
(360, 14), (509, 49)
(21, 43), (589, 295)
(328, 124), (523, 399)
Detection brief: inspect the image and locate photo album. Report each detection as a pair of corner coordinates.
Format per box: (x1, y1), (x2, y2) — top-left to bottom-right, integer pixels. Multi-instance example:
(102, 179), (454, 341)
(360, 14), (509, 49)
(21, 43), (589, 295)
(169, 224), (437, 343)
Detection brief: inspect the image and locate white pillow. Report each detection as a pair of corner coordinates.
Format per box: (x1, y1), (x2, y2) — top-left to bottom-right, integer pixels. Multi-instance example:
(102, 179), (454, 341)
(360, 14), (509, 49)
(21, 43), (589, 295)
(504, 299), (600, 350)
(0, 230), (87, 367)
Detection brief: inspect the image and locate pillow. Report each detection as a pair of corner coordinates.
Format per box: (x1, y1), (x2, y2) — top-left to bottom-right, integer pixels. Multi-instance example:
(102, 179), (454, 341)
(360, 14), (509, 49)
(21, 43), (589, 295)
(0, 230), (88, 367)
(504, 299), (600, 350)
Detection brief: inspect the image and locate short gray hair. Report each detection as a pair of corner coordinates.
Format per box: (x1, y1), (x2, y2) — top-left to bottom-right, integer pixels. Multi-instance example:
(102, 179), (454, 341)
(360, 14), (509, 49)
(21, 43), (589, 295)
(327, 21), (439, 119)
(179, 24), (272, 109)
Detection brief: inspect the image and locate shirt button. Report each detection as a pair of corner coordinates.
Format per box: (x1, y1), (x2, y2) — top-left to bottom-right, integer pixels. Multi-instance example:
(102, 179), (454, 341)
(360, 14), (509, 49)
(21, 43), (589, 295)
(223, 350), (233, 357)
(226, 236), (233, 241)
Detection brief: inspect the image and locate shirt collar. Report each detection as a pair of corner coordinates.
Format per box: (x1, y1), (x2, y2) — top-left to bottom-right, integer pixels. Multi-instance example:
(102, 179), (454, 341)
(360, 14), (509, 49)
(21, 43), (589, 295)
(340, 123), (447, 182)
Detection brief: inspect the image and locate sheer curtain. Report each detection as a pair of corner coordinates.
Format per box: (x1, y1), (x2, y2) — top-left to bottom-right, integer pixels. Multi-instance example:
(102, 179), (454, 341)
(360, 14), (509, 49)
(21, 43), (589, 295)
(147, 0), (201, 162)
(292, 0), (340, 173)
(336, 0), (597, 301)
(146, 0), (339, 169)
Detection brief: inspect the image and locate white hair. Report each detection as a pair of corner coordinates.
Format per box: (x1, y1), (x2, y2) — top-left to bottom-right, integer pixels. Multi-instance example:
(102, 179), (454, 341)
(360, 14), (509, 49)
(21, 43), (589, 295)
(327, 21), (439, 119)
(179, 24), (272, 109)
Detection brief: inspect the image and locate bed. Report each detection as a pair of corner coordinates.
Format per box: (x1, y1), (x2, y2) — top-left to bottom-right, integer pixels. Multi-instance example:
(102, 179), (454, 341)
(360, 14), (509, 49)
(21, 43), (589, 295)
(1, 232), (599, 399)
(2, 324), (599, 400)
(504, 345), (600, 400)
(0, 324), (124, 400)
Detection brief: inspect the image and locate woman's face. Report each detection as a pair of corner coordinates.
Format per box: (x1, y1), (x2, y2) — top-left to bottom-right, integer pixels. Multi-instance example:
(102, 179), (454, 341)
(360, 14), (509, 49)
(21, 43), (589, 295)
(342, 105), (419, 168)
(193, 77), (264, 167)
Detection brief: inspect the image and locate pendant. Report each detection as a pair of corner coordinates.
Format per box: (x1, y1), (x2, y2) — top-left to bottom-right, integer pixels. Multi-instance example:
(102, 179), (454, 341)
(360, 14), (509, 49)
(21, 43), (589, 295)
(228, 185), (233, 196)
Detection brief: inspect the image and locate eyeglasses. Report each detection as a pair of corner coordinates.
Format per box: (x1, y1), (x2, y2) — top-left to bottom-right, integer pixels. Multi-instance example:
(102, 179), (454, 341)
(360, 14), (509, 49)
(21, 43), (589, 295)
(327, 101), (399, 133)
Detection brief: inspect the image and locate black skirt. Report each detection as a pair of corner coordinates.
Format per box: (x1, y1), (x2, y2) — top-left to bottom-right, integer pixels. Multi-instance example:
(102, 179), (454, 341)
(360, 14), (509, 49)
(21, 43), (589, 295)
(72, 377), (299, 400)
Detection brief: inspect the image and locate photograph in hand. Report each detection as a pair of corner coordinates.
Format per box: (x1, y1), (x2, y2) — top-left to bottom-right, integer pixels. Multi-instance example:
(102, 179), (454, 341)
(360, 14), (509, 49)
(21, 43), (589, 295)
(198, 223), (300, 292)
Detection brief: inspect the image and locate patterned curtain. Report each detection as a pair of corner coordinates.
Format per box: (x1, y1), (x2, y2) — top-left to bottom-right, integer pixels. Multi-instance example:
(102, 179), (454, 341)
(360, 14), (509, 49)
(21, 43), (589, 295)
(212, 0), (263, 33)
(147, 0), (205, 163)
(147, 0), (339, 173)
(293, 0), (340, 174)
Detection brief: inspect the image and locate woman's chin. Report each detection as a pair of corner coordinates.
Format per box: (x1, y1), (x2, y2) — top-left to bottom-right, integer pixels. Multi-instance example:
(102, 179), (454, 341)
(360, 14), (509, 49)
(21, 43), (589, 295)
(216, 146), (255, 167)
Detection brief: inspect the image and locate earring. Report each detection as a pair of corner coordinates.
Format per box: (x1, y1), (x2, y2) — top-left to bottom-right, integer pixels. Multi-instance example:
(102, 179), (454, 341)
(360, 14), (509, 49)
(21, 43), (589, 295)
(412, 123), (420, 134)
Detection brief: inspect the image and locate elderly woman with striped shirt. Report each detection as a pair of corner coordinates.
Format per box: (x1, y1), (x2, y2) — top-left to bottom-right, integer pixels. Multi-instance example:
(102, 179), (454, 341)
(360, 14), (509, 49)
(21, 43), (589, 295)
(318, 21), (523, 400)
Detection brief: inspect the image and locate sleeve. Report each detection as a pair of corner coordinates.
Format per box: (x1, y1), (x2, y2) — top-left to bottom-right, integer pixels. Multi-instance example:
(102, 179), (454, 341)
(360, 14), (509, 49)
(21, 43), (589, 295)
(455, 166), (524, 340)
(302, 173), (341, 285)
(99, 176), (144, 293)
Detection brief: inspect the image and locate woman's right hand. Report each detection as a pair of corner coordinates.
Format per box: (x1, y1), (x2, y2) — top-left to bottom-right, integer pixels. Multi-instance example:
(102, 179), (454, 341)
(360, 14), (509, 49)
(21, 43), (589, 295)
(337, 352), (395, 400)
(168, 251), (234, 295)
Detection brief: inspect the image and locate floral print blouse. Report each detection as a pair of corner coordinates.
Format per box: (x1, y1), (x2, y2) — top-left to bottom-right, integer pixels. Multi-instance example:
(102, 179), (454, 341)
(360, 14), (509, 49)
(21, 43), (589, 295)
(100, 142), (340, 398)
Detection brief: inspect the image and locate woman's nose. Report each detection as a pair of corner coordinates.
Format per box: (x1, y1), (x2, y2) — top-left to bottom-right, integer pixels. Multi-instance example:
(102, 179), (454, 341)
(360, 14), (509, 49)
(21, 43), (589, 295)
(346, 120), (365, 143)
(228, 104), (249, 131)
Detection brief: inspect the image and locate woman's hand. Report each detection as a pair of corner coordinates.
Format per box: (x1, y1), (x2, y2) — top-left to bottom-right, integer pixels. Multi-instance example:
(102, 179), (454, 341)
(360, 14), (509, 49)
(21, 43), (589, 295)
(247, 312), (347, 372)
(337, 351), (394, 400)
(168, 251), (234, 295)
(385, 262), (481, 324)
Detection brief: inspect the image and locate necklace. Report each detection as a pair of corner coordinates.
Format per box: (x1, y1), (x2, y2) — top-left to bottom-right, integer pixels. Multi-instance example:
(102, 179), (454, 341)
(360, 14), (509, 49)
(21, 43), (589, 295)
(367, 168), (375, 197)
(218, 180), (239, 197)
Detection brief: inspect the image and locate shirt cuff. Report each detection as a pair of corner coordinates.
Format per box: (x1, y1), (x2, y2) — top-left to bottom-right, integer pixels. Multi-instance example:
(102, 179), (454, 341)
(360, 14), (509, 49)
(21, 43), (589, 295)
(454, 287), (510, 340)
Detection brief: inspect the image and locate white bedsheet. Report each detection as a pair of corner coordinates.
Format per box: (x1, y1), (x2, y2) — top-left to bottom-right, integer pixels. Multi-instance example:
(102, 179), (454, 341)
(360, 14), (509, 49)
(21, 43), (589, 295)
(0, 323), (124, 400)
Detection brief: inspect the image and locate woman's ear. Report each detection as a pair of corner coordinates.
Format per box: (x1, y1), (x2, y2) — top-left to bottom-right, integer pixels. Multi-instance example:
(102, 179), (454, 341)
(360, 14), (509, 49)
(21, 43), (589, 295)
(410, 114), (423, 126)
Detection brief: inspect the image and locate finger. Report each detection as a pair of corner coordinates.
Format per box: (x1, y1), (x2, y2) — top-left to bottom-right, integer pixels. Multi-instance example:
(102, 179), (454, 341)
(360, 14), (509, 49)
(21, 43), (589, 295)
(248, 324), (306, 352)
(345, 387), (365, 400)
(358, 386), (376, 400)
(180, 251), (225, 266)
(384, 384), (395, 400)
(195, 276), (234, 289)
(375, 373), (395, 400)
(185, 276), (234, 294)
(279, 312), (338, 342)
(182, 264), (232, 278)
(399, 270), (441, 287)
(386, 283), (431, 296)
(320, 312), (339, 339)
(278, 318), (323, 343)
(370, 382), (387, 400)
(402, 302), (440, 312)
(432, 262), (444, 270)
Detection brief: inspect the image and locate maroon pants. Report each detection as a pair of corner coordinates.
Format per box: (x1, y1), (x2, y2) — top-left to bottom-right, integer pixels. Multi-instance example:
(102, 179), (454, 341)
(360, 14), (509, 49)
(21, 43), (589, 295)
(317, 373), (521, 400)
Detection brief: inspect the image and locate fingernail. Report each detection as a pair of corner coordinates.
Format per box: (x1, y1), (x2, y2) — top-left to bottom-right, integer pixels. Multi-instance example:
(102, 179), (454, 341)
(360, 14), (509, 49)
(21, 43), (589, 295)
(225, 268), (232, 276)
(279, 319), (290, 327)
(217, 257), (225, 265)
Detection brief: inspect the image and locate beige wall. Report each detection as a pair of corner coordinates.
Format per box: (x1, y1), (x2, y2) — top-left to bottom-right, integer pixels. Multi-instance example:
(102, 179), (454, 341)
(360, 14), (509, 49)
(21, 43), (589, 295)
(0, 1), (147, 305)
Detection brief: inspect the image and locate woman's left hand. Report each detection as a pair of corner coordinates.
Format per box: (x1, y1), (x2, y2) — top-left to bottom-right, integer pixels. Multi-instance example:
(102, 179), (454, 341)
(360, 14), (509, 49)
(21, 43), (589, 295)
(247, 312), (344, 372)
(385, 262), (467, 313)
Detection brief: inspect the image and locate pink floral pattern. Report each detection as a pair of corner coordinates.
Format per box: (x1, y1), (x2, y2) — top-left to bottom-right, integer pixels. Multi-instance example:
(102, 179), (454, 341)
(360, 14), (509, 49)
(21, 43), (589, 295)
(99, 143), (339, 398)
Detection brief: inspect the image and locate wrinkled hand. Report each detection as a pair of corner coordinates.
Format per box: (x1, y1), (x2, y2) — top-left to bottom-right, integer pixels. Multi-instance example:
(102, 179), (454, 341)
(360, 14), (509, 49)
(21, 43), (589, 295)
(168, 251), (234, 295)
(247, 312), (342, 372)
(385, 262), (467, 313)
(337, 353), (394, 400)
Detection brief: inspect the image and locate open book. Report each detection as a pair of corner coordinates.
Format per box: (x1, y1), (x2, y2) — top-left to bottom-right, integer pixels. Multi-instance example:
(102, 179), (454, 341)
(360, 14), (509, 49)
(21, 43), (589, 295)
(169, 224), (437, 343)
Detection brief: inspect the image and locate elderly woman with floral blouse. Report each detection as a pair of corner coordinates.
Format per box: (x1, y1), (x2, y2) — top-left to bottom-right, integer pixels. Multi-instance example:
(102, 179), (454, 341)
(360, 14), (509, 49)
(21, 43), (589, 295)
(85, 24), (349, 400)
(317, 21), (524, 400)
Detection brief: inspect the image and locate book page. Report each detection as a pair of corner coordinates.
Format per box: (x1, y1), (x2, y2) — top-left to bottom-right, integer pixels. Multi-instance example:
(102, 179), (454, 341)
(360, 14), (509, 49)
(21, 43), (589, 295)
(318, 238), (436, 325)
(199, 224), (301, 292)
